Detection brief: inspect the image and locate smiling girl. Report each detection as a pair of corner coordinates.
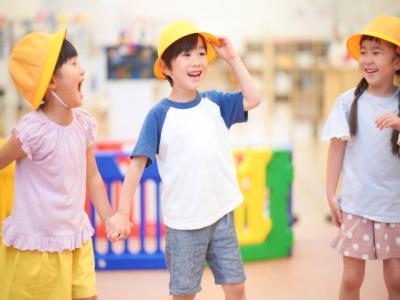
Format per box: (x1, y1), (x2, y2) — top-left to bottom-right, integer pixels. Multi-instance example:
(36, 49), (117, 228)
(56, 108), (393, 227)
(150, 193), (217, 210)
(323, 16), (400, 299)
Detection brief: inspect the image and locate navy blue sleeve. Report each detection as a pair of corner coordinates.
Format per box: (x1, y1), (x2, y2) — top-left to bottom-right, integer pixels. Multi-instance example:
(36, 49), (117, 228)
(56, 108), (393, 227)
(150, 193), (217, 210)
(204, 90), (248, 128)
(131, 104), (168, 167)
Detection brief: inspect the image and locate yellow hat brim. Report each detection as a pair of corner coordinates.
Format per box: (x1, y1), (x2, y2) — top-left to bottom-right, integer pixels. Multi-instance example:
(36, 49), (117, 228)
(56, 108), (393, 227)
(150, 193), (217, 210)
(154, 32), (220, 80)
(9, 27), (67, 110)
(346, 16), (400, 61)
(32, 28), (67, 109)
(347, 31), (400, 60)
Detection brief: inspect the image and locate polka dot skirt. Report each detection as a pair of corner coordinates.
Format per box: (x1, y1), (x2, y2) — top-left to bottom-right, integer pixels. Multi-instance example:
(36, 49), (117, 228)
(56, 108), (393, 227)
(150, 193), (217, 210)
(331, 212), (400, 260)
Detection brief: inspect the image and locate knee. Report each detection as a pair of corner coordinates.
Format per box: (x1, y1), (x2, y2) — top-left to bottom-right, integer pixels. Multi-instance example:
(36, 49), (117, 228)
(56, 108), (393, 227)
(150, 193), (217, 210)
(341, 273), (364, 291)
(385, 269), (400, 292)
(223, 283), (246, 300)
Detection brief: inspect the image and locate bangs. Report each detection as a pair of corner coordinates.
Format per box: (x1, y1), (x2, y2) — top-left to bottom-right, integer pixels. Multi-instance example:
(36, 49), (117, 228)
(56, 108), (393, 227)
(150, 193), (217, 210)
(161, 33), (207, 67)
(360, 35), (381, 45)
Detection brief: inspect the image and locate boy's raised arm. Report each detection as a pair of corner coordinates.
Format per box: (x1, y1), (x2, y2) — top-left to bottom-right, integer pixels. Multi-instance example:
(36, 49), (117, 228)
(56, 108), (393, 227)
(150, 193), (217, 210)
(213, 37), (261, 111)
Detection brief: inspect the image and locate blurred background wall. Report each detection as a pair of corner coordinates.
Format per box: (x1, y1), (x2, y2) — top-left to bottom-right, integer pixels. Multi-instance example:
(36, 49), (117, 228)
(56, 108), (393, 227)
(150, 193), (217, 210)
(0, 0), (399, 142)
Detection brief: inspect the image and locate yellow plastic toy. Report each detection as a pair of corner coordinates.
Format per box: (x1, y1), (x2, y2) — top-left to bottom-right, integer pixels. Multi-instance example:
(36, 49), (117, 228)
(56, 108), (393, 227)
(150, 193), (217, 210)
(0, 139), (15, 231)
(233, 149), (272, 245)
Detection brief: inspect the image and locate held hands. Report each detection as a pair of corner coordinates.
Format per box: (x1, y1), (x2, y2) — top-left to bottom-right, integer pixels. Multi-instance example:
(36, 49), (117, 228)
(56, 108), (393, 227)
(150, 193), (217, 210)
(328, 196), (342, 227)
(375, 113), (400, 131)
(105, 211), (132, 242)
(212, 37), (237, 62)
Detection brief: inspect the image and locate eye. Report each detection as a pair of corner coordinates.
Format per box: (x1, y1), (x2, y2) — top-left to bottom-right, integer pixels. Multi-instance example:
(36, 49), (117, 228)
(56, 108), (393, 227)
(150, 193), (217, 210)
(199, 50), (206, 56)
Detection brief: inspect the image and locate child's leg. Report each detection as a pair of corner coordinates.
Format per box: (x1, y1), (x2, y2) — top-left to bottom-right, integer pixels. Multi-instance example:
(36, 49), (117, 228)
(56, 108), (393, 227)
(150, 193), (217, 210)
(71, 240), (97, 299)
(383, 258), (400, 299)
(222, 283), (246, 300)
(206, 213), (246, 300)
(165, 226), (210, 298)
(339, 256), (365, 300)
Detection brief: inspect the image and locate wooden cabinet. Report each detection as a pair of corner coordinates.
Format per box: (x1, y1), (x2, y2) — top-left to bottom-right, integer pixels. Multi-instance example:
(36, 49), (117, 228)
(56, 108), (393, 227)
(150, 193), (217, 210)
(241, 39), (329, 135)
(322, 66), (360, 121)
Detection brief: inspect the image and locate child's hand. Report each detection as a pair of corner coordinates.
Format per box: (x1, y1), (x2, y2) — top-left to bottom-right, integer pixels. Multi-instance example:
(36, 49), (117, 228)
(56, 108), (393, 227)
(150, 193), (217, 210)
(212, 37), (237, 62)
(328, 196), (342, 227)
(105, 212), (132, 242)
(375, 113), (400, 131)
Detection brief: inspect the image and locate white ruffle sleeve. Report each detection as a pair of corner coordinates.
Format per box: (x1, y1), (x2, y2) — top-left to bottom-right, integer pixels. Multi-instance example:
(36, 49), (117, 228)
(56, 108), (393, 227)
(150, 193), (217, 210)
(322, 92), (353, 142)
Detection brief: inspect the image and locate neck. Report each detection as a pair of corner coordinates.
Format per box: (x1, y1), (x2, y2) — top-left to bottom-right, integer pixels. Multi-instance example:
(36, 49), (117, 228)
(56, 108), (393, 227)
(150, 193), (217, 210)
(168, 88), (197, 102)
(367, 82), (398, 97)
(41, 101), (73, 127)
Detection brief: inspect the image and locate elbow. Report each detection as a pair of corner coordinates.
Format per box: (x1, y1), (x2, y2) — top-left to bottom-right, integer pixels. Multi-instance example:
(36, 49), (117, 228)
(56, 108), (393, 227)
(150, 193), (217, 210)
(248, 94), (261, 110)
(253, 95), (261, 108)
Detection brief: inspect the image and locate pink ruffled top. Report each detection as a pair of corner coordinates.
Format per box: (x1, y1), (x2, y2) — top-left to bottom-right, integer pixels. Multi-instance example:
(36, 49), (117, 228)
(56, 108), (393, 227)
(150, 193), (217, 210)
(2, 108), (96, 252)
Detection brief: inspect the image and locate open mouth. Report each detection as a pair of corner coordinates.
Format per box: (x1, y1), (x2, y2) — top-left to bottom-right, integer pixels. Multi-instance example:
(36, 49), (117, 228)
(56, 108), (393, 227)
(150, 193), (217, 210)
(78, 80), (83, 93)
(364, 68), (378, 74)
(188, 71), (201, 78)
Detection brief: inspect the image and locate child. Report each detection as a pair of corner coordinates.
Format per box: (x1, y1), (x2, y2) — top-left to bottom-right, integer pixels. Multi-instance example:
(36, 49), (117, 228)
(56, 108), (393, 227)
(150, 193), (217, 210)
(0, 28), (128, 300)
(323, 15), (400, 299)
(106, 20), (260, 299)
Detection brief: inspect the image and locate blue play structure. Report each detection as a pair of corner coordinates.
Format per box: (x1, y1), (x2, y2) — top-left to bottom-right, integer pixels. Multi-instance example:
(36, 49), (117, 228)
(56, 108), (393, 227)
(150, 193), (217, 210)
(90, 148), (294, 270)
(93, 152), (165, 270)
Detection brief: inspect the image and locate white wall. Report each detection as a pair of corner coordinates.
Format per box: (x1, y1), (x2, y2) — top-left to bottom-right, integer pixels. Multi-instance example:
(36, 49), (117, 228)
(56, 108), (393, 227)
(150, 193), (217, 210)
(1, 0), (399, 139)
(2, 0), (400, 42)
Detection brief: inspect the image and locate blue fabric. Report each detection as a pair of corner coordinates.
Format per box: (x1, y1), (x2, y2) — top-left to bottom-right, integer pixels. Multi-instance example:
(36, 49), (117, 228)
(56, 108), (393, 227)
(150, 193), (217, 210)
(130, 101), (169, 166)
(131, 90), (247, 167)
(204, 90), (248, 128)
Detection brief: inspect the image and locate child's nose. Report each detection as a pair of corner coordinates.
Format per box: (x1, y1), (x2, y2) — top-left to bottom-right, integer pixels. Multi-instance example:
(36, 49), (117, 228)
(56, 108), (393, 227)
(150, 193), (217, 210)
(79, 65), (85, 75)
(191, 57), (201, 66)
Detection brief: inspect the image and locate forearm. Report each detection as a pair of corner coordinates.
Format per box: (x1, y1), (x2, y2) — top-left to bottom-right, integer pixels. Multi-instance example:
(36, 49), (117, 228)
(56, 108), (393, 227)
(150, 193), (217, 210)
(87, 173), (114, 222)
(326, 139), (346, 200)
(118, 156), (147, 216)
(0, 135), (26, 169)
(226, 56), (261, 111)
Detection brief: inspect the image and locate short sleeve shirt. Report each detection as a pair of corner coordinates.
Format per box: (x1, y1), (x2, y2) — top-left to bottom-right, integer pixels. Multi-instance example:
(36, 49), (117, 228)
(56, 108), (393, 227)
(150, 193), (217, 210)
(132, 90), (248, 229)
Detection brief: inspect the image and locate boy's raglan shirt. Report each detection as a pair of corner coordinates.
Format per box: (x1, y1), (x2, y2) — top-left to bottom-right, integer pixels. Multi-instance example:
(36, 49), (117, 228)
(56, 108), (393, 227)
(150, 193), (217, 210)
(132, 90), (248, 230)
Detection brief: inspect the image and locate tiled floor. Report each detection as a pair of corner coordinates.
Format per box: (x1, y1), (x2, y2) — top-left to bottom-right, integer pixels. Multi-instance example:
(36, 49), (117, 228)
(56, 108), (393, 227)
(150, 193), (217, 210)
(96, 103), (387, 300)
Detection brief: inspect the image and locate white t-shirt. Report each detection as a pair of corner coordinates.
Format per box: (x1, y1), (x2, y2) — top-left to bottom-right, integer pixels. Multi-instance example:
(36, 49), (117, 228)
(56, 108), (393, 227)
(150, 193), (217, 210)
(132, 90), (248, 230)
(323, 88), (400, 223)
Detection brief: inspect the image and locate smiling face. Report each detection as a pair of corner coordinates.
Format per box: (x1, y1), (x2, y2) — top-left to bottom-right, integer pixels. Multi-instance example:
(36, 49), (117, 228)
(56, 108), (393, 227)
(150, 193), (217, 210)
(161, 34), (208, 100)
(359, 36), (400, 93)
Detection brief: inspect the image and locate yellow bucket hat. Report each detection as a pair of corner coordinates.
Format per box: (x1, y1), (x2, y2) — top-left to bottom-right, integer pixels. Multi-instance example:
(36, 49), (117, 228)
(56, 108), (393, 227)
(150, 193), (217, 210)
(9, 27), (67, 109)
(153, 20), (220, 80)
(347, 15), (400, 60)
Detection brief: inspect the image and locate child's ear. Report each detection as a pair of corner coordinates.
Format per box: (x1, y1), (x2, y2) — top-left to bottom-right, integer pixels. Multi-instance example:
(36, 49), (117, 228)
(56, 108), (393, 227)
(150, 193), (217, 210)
(48, 76), (57, 90)
(160, 59), (171, 77)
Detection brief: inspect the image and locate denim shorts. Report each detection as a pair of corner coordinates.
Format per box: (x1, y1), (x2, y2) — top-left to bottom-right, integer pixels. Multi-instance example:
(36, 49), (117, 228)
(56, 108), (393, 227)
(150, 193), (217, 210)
(165, 212), (246, 296)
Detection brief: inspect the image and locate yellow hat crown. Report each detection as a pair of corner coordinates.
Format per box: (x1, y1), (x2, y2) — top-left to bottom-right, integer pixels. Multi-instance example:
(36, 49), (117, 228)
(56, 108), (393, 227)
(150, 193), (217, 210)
(9, 28), (67, 109)
(153, 20), (220, 80)
(347, 15), (400, 60)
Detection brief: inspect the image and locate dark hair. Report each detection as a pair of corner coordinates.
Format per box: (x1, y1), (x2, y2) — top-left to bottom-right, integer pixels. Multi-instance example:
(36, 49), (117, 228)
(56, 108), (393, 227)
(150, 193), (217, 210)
(161, 33), (207, 86)
(40, 39), (77, 107)
(349, 35), (400, 156)
(54, 39), (77, 73)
